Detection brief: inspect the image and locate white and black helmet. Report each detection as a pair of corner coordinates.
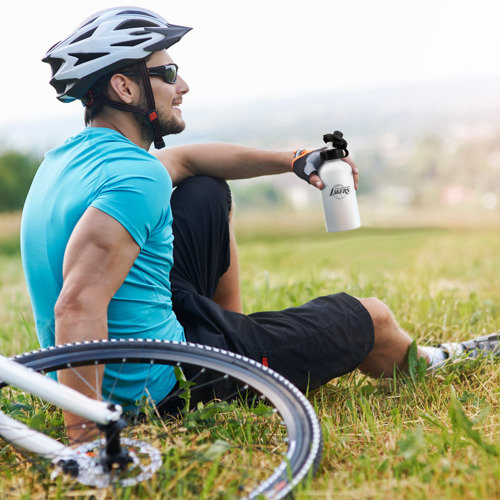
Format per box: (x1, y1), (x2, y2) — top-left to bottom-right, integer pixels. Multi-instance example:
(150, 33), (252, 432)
(43, 6), (192, 103)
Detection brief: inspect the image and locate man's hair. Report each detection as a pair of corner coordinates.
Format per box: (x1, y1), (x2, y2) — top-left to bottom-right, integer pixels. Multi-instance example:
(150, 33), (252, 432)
(84, 55), (153, 126)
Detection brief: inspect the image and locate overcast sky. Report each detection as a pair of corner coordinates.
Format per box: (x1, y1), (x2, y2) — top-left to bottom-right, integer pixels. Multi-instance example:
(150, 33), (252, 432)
(1, 0), (500, 127)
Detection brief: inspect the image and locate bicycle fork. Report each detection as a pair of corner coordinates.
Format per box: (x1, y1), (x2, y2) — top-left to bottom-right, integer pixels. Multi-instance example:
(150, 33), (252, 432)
(98, 416), (133, 471)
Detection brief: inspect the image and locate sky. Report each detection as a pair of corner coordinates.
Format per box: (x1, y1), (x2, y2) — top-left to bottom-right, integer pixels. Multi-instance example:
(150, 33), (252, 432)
(1, 0), (500, 128)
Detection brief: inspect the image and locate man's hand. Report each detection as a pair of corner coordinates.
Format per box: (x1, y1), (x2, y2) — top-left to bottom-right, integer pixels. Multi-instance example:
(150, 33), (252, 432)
(291, 148), (325, 186)
(292, 148), (359, 190)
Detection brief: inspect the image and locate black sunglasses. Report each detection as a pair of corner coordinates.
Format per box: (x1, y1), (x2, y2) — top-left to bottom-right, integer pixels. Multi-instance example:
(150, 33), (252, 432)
(121, 63), (179, 84)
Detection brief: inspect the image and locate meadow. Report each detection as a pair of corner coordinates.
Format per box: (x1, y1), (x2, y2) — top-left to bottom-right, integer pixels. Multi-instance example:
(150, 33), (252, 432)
(1, 210), (500, 498)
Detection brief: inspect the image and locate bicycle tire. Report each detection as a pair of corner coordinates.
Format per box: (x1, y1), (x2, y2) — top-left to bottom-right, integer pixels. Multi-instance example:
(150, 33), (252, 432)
(8, 339), (322, 499)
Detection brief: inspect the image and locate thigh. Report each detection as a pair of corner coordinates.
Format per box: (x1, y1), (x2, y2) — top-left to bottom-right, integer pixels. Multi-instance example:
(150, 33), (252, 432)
(174, 290), (374, 394)
(170, 176), (232, 299)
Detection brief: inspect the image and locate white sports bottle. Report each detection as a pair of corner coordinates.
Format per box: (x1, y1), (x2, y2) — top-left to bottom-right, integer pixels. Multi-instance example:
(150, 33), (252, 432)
(319, 131), (361, 232)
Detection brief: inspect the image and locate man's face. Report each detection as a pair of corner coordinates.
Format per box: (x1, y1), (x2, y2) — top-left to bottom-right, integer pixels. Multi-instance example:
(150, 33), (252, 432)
(133, 50), (189, 139)
(149, 50), (189, 136)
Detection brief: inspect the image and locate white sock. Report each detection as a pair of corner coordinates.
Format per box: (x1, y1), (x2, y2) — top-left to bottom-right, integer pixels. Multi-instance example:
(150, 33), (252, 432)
(420, 346), (447, 367)
(421, 342), (466, 368)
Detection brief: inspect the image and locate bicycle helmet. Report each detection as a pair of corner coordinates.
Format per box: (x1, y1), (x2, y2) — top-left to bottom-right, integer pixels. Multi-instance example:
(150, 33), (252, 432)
(43, 6), (192, 149)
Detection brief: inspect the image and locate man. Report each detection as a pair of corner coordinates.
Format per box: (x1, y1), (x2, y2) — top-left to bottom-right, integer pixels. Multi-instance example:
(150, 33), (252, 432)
(21, 7), (498, 439)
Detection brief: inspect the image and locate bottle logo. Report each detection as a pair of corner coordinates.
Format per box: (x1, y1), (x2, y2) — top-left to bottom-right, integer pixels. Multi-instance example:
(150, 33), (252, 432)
(330, 184), (351, 199)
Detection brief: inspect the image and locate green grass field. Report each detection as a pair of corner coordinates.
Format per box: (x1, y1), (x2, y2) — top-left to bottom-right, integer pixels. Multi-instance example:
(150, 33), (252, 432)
(1, 211), (500, 498)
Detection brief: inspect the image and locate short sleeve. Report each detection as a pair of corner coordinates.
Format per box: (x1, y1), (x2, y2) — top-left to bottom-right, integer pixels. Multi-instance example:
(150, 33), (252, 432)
(91, 158), (171, 248)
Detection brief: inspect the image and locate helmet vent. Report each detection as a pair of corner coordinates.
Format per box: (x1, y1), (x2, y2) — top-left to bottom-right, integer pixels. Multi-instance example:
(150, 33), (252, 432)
(79, 16), (98, 29)
(44, 57), (64, 77)
(52, 79), (73, 95)
(69, 52), (110, 66)
(111, 38), (152, 47)
(118, 9), (159, 19)
(71, 28), (98, 45)
(115, 20), (161, 30)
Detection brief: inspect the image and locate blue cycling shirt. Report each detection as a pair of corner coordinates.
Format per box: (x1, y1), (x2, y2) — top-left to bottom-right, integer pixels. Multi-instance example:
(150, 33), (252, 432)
(21, 127), (185, 409)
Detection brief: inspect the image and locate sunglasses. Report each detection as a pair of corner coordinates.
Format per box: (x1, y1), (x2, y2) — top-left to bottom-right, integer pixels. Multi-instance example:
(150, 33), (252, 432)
(121, 63), (179, 84)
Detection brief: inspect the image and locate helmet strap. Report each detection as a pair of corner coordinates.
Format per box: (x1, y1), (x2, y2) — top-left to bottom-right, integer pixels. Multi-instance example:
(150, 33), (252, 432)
(137, 60), (165, 149)
(94, 60), (166, 149)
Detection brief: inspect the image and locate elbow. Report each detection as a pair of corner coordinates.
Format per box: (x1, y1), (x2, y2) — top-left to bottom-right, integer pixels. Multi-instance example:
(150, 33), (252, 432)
(54, 289), (81, 322)
(54, 291), (81, 345)
(54, 287), (107, 345)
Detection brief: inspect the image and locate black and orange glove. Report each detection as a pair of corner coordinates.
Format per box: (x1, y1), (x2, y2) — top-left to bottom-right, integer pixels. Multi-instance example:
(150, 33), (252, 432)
(292, 132), (349, 183)
(291, 148), (326, 183)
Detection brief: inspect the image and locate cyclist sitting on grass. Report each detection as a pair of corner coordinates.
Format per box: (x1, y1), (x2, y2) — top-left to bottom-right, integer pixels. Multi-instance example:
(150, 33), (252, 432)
(21, 6), (499, 441)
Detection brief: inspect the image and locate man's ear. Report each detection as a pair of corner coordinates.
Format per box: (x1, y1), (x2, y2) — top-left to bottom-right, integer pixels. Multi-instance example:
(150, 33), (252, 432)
(107, 74), (137, 104)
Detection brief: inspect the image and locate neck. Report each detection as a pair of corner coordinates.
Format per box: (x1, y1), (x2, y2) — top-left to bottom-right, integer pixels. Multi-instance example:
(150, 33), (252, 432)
(90, 111), (151, 150)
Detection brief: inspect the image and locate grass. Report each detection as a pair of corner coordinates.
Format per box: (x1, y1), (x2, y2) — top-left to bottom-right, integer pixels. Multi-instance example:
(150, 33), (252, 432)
(1, 210), (500, 498)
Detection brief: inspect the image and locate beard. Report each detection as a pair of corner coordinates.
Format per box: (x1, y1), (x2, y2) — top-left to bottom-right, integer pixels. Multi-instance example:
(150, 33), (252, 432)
(134, 94), (186, 145)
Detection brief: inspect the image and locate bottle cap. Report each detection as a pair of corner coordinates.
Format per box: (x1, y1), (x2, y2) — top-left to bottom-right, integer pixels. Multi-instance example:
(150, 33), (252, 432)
(320, 131), (349, 161)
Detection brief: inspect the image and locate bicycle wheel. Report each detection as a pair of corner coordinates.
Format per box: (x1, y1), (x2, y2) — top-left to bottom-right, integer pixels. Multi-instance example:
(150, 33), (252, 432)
(4, 339), (322, 499)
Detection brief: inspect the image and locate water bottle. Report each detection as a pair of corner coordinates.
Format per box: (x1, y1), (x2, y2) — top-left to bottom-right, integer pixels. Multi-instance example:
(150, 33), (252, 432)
(319, 131), (361, 232)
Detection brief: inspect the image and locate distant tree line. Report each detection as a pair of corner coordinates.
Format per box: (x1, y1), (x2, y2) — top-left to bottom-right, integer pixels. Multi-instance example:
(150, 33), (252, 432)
(0, 150), (41, 212)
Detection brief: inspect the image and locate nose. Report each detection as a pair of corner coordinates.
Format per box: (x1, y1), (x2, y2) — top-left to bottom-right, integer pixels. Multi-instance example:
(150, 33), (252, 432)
(176, 75), (189, 95)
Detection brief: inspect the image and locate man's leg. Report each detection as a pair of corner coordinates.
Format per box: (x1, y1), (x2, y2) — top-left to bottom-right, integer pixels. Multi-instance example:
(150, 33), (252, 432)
(212, 206), (243, 313)
(170, 178), (418, 385)
(356, 297), (429, 377)
(170, 176), (233, 300)
(356, 297), (500, 375)
(171, 177), (498, 389)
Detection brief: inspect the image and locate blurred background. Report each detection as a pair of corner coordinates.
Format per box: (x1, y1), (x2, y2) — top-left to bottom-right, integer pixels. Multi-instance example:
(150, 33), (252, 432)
(1, 0), (499, 228)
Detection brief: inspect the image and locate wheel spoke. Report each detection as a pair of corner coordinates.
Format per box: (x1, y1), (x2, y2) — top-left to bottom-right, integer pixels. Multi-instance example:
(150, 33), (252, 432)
(4, 340), (322, 499)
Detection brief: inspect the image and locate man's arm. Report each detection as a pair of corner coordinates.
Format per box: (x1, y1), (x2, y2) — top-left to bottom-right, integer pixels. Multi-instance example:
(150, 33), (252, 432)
(154, 143), (358, 190)
(54, 207), (140, 442)
(154, 143), (294, 186)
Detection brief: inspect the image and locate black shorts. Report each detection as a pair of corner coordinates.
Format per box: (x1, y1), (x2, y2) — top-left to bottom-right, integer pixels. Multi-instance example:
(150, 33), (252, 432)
(168, 176), (374, 399)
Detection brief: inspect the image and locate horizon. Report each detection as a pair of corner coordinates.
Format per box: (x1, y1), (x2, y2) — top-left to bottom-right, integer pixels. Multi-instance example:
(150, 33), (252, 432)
(1, 0), (500, 131)
(1, 75), (498, 153)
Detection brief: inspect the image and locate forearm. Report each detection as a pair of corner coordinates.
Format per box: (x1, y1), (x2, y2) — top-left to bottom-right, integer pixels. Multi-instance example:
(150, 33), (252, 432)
(55, 310), (108, 443)
(155, 143), (295, 185)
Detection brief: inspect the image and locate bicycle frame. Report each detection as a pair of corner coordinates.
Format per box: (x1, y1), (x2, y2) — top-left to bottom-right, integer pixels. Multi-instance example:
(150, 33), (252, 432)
(0, 353), (122, 424)
(0, 352), (123, 470)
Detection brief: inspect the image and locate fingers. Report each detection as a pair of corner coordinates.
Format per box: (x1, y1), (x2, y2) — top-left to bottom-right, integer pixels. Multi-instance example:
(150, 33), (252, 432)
(342, 156), (359, 190)
(309, 173), (324, 190)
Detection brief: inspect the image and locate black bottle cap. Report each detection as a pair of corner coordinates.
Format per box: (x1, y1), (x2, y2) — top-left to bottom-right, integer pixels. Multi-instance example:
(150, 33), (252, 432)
(320, 131), (349, 161)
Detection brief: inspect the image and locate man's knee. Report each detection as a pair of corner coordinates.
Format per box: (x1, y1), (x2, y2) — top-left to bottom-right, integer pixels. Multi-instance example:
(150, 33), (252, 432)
(357, 297), (413, 376)
(358, 297), (394, 332)
(173, 176), (232, 215)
